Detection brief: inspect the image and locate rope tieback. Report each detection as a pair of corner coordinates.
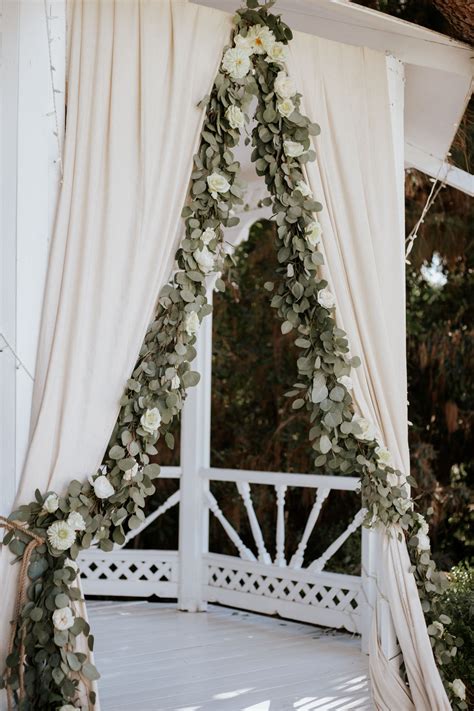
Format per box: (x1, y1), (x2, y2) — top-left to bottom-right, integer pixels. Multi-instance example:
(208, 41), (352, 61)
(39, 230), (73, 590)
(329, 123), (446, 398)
(0, 516), (45, 711)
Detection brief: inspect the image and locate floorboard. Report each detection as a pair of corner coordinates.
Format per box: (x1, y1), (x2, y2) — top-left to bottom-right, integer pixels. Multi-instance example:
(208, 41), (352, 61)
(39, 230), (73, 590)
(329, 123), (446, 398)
(88, 601), (373, 711)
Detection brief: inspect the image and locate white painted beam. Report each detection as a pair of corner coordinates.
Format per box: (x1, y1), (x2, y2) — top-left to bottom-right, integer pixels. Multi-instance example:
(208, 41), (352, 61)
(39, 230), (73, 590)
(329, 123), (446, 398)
(406, 143), (474, 197)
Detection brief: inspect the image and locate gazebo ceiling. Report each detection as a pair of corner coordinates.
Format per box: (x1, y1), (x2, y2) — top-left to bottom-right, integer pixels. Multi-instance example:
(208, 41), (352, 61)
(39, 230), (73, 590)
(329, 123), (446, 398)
(193, 0), (474, 195)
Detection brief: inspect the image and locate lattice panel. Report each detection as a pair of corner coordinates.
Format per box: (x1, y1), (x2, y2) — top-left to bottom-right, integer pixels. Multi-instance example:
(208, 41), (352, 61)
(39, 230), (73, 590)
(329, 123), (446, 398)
(79, 550), (179, 597)
(205, 554), (362, 633)
(208, 564), (358, 612)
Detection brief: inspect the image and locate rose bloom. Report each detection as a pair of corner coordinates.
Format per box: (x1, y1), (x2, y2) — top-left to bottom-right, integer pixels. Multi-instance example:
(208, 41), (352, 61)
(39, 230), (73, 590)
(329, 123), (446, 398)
(417, 532), (431, 550)
(351, 414), (376, 441)
(43, 493), (59, 514)
(59, 706), (77, 711)
(337, 375), (353, 391)
(184, 311), (200, 336)
(284, 140), (305, 158)
(266, 41), (288, 64)
(305, 221), (322, 249)
(451, 679), (466, 701)
(274, 71), (296, 99)
(194, 246), (214, 273)
(277, 98), (295, 118)
(222, 47), (251, 79)
(317, 287), (336, 310)
(234, 34), (252, 53)
(375, 445), (393, 469)
(140, 407), (161, 435)
(295, 180), (312, 198)
(67, 511), (86, 532)
(201, 227), (216, 245)
(207, 172), (231, 199)
(93, 475), (115, 499)
(52, 607), (74, 631)
(47, 521), (76, 551)
(225, 105), (245, 130)
(246, 25), (275, 54)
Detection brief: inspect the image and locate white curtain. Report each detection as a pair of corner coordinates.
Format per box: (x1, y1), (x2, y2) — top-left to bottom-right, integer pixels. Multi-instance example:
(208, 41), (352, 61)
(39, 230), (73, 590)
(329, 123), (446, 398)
(0, 1), (231, 708)
(288, 32), (451, 711)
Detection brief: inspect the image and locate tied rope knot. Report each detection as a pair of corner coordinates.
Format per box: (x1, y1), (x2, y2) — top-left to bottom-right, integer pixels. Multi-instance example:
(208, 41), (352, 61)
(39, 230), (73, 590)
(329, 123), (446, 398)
(0, 516), (45, 710)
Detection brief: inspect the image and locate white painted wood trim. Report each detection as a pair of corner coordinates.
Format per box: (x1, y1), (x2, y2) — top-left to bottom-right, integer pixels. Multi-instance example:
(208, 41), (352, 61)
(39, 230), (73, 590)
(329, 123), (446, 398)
(406, 142), (474, 196)
(202, 466), (360, 491)
(0, 0), (66, 515)
(0, 0), (20, 516)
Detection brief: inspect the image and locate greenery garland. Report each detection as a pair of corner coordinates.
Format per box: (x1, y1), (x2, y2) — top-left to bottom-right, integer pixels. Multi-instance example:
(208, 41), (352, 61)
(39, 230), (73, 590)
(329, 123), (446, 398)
(0, 1), (466, 708)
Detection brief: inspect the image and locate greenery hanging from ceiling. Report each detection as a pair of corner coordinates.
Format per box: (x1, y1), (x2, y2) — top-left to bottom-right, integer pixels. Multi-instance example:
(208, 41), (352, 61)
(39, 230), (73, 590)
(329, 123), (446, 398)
(0, 0), (467, 708)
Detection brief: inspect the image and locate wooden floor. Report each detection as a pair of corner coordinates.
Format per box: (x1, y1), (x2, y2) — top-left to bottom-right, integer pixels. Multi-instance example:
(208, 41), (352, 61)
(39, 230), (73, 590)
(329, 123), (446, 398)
(88, 601), (372, 711)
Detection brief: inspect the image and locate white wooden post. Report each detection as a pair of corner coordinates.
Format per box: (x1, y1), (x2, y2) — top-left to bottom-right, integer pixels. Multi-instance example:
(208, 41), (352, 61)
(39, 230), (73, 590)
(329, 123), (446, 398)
(0, 0), (65, 515)
(178, 291), (213, 611)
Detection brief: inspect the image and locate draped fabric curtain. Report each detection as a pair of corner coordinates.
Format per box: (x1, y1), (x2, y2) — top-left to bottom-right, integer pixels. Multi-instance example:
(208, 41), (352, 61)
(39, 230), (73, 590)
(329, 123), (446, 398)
(288, 32), (450, 710)
(0, 2), (231, 708)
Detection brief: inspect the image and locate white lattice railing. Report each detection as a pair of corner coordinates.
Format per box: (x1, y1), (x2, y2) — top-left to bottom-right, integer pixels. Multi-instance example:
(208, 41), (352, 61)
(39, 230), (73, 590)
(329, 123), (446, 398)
(79, 464), (369, 639)
(202, 467), (366, 634)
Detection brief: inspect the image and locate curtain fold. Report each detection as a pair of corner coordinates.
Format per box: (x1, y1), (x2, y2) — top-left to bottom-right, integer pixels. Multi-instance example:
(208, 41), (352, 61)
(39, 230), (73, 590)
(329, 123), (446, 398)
(0, 2), (231, 708)
(287, 31), (451, 711)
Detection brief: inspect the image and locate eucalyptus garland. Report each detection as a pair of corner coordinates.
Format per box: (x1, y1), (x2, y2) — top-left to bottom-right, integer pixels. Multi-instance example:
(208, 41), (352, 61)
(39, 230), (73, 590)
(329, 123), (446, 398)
(0, 1), (467, 709)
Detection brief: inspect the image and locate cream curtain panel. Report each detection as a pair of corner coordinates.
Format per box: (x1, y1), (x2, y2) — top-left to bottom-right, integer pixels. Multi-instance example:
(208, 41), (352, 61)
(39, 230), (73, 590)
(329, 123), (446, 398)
(0, 1), (231, 709)
(288, 33), (451, 710)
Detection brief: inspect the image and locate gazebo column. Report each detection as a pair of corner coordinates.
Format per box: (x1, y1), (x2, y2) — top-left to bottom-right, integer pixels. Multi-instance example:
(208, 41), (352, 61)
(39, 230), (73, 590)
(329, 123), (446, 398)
(177, 290), (213, 612)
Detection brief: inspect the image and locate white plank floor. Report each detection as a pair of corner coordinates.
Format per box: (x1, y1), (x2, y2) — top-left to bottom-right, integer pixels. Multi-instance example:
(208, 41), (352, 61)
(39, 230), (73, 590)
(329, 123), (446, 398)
(88, 601), (373, 711)
(87, 601), (373, 711)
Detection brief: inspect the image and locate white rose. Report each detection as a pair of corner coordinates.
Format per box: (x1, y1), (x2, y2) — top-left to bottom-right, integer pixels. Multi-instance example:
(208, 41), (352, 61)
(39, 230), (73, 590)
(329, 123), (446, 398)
(123, 462), (139, 483)
(284, 140), (305, 158)
(201, 227), (216, 245)
(67, 511), (86, 532)
(207, 172), (231, 200)
(451, 679), (466, 701)
(225, 105), (245, 130)
(337, 375), (353, 391)
(415, 513), (429, 536)
(287, 263), (294, 278)
(351, 414), (376, 441)
(375, 446), (393, 469)
(234, 34), (252, 53)
(417, 532), (431, 551)
(194, 246), (215, 274)
(43, 493), (59, 514)
(222, 47), (251, 80)
(277, 98), (295, 118)
(431, 620), (444, 636)
(295, 181), (312, 198)
(305, 221), (322, 249)
(59, 706), (77, 711)
(317, 287), (335, 310)
(247, 25), (275, 55)
(140, 407), (161, 435)
(266, 41), (288, 64)
(52, 606), (74, 631)
(47, 521), (76, 551)
(171, 374), (180, 390)
(93, 475), (115, 499)
(274, 71), (296, 99)
(184, 311), (200, 336)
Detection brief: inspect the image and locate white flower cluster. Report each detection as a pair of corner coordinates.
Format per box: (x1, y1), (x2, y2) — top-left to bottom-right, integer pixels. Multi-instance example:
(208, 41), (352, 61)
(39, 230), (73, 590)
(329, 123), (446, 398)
(222, 25), (288, 82)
